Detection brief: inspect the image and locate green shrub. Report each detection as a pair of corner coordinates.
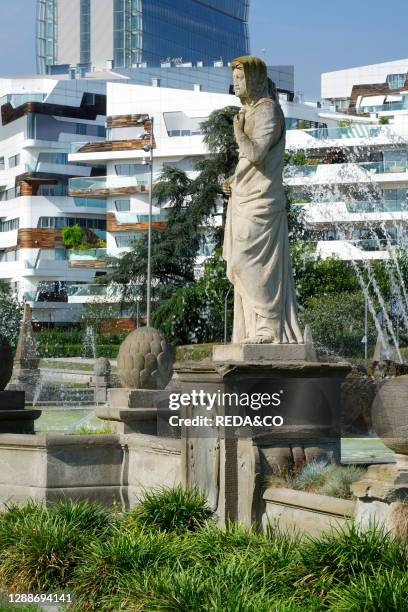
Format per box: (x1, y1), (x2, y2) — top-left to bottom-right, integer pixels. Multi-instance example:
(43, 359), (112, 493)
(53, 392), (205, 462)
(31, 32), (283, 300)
(0, 500), (113, 591)
(70, 529), (194, 611)
(328, 568), (408, 611)
(298, 523), (407, 589)
(128, 485), (213, 533)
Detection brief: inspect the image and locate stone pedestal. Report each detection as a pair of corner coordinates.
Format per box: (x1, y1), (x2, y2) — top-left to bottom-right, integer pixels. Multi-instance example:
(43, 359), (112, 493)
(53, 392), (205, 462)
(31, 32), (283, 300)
(90, 375), (110, 404)
(0, 390), (41, 434)
(96, 388), (171, 435)
(213, 342), (316, 363)
(176, 359), (350, 526)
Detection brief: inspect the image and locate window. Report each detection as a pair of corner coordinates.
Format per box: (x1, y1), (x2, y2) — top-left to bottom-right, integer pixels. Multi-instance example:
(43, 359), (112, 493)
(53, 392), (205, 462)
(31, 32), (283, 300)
(38, 216), (106, 230)
(387, 74), (406, 90)
(0, 249), (18, 262)
(115, 164), (145, 176)
(8, 154), (20, 168)
(115, 199), (131, 211)
(76, 123), (87, 136)
(83, 92), (95, 105)
(0, 157), (4, 171)
(115, 233), (139, 247)
(0, 218), (19, 232)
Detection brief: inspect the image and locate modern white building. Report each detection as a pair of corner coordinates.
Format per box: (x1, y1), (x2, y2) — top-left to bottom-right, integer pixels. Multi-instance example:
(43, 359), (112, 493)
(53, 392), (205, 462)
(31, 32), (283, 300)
(322, 58), (408, 116)
(67, 82), (342, 310)
(0, 76), (109, 323)
(285, 120), (408, 260)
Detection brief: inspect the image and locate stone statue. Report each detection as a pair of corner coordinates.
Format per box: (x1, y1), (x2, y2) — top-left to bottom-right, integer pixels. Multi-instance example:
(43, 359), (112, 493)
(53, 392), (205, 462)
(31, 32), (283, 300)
(223, 56), (303, 345)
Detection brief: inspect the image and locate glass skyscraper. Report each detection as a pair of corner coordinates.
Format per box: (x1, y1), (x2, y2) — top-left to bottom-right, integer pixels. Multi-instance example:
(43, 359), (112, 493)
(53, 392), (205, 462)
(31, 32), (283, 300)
(36, 0), (250, 74)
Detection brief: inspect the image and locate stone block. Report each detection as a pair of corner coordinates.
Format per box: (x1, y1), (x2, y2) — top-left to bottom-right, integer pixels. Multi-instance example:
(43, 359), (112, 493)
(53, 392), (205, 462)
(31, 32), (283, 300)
(213, 343), (314, 363)
(124, 434), (182, 507)
(0, 433), (123, 508)
(262, 487), (355, 537)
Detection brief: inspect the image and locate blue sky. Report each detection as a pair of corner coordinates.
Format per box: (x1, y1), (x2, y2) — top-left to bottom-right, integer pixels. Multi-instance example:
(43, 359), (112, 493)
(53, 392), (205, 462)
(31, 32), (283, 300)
(0, 0), (407, 98)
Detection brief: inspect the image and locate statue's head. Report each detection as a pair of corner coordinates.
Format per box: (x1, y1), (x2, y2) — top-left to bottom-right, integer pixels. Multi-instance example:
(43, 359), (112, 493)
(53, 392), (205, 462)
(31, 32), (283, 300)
(232, 55), (272, 104)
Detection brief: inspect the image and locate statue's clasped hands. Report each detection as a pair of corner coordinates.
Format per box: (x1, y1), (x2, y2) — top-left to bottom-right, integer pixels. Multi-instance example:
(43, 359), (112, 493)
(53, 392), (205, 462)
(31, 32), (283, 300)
(234, 110), (246, 138)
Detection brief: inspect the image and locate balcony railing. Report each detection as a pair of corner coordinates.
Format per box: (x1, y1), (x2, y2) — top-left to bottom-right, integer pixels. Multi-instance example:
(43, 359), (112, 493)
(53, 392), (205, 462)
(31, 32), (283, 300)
(351, 238), (400, 251)
(346, 200), (408, 213)
(284, 165), (318, 178)
(359, 161), (408, 174)
(284, 160), (408, 180)
(68, 248), (107, 268)
(67, 283), (141, 300)
(303, 126), (382, 140)
(356, 102), (408, 114)
(114, 211), (168, 224)
(69, 175), (154, 198)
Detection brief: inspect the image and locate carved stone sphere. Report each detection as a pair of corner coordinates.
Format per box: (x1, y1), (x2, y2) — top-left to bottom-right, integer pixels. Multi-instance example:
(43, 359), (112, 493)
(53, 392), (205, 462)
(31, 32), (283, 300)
(94, 357), (111, 377)
(372, 375), (408, 455)
(117, 327), (173, 390)
(0, 334), (13, 390)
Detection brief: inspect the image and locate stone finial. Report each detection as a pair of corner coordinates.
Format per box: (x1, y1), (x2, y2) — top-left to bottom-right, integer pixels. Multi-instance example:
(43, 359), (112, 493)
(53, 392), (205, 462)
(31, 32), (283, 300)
(94, 357), (111, 377)
(0, 334), (13, 390)
(117, 327), (173, 390)
(14, 303), (39, 370)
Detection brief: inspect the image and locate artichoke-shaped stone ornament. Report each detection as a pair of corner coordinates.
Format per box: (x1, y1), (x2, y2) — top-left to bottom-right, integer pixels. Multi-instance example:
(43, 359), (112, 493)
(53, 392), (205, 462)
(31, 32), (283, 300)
(117, 327), (173, 389)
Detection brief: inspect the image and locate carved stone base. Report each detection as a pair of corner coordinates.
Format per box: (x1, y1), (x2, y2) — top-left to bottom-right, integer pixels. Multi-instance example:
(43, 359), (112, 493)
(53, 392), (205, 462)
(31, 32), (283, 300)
(213, 343), (316, 363)
(175, 360), (349, 526)
(96, 389), (159, 434)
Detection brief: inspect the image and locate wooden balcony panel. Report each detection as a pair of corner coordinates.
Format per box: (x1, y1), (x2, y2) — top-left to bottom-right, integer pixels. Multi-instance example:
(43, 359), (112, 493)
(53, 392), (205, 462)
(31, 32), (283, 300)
(18, 229), (64, 249)
(75, 138), (155, 154)
(107, 213), (166, 232)
(107, 114), (150, 129)
(69, 185), (148, 199)
(69, 259), (106, 269)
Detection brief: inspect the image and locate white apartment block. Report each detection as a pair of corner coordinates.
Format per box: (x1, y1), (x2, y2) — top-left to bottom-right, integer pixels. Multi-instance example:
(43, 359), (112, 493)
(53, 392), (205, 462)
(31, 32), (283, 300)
(68, 82), (342, 307)
(322, 58), (408, 117)
(285, 120), (408, 260)
(0, 77), (108, 323)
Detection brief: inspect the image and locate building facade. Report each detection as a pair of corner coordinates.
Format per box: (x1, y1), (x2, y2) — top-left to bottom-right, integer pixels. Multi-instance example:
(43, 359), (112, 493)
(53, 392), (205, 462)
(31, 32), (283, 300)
(285, 120), (408, 260)
(322, 58), (408, 116)
(67, 82), (340, 309)
(37, 0), (250, 74)
(0, 77), (108, 323)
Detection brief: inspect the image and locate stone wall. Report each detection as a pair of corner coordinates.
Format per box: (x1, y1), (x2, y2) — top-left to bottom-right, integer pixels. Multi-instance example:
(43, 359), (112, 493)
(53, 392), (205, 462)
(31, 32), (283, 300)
(0, 433), (181, 509)
(262, 487), (355, 537)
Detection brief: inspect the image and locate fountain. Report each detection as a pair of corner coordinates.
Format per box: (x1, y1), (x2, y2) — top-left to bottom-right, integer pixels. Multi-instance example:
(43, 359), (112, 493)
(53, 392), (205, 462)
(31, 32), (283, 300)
(7, 304), (42, 404)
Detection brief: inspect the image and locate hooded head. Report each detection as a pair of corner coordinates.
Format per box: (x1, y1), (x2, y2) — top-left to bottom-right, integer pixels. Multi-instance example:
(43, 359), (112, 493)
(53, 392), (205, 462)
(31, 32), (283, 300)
(232, 55), (275, 104)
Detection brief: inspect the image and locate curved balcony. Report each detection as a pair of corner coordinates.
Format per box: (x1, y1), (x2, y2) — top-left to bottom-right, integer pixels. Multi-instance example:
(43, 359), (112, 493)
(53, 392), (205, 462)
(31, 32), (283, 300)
(68, 248), (107, 269)
(69, 175), (150, 198)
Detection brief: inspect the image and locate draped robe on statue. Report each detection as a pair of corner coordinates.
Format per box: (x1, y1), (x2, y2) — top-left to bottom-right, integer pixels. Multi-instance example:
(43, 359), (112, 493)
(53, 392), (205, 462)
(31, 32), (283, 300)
(223, 96), (303, 344)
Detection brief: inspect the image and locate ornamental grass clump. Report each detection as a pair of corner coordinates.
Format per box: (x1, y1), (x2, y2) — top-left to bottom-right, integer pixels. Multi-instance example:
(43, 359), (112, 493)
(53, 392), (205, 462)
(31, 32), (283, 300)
(127, 485), (213, 533)
(296, 523), (408, 599)
(0, 500), (113, 592)
(70, 528), (196, 612)
(327, 568), (408, 611)
(266, 459), (366, 499)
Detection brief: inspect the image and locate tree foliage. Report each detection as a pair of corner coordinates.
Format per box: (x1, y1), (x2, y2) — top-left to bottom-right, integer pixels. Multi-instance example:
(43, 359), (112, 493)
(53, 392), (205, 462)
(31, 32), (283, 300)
(152, 253), (232, 346)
